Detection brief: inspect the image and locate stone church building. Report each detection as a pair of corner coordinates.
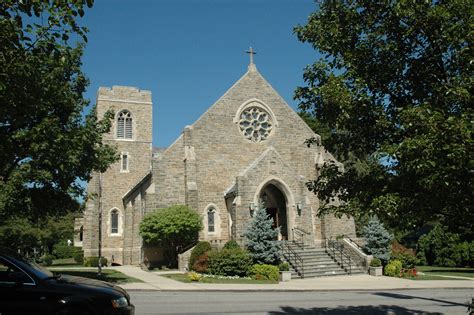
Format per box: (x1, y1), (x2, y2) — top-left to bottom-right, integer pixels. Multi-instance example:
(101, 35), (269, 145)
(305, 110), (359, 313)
(80, 60), (356, 266)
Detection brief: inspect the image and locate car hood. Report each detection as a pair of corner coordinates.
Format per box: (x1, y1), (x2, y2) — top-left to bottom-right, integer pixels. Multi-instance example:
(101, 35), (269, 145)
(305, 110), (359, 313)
(49, 274), (129, 298)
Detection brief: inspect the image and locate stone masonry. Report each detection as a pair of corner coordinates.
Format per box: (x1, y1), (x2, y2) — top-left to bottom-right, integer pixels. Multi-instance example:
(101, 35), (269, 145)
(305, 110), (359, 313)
(80, 64), (356, 266)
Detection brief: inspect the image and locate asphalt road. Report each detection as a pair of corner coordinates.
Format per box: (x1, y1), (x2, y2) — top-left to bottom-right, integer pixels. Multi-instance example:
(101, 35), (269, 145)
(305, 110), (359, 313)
(129, 288), (473, 315)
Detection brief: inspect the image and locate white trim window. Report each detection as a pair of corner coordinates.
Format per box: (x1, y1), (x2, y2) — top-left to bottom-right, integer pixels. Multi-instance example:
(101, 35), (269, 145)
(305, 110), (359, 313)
(120, 152), (129, 172)
(117, 110), (133, 139)
(110, 209), (119, 235)
(207, 208), (216, 233)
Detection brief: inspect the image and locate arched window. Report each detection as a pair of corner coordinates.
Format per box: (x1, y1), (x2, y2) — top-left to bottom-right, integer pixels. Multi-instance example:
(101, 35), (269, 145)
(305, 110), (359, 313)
(111, 210), (119, 234)
(117, 110), (132, 139)
(79, 226), (83, 242)
(207, 208), (215, 233)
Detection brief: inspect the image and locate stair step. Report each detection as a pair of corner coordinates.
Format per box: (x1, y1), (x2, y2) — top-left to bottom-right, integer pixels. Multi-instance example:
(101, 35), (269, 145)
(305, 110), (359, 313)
(283, 244), (367, 278)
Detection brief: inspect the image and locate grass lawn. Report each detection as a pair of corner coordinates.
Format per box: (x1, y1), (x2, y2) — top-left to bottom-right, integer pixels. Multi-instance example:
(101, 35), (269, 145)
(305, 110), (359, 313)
(416, 266), (474, 279)
(162, 273), (278, 284)
(409, 274), (469, 281)
(50, 258), (86, 268)
(51, 269), (143, 284)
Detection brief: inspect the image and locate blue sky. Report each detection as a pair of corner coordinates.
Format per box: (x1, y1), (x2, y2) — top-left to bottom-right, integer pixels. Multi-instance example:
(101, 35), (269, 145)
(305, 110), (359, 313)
(81, 0), (319, 148)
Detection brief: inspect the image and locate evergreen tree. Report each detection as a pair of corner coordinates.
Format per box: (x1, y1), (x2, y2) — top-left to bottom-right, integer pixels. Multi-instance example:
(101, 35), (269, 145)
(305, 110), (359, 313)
(362, 216), (393, 263)
(244, 203), (281, 265)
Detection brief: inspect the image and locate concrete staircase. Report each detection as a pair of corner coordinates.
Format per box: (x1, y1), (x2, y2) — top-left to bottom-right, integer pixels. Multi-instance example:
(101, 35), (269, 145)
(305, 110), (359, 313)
(283, 243), (366, 278)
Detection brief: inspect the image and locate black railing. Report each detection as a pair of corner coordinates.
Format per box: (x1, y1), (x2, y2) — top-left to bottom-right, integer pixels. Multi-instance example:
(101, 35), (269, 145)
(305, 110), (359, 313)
(326, 238), (352, 275)
(282, 241), (304, 278)
(292, 227), (309, 249)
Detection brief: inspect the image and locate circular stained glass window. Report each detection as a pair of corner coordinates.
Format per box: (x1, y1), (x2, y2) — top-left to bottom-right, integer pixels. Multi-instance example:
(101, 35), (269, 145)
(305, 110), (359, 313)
(238, 107), (273, 142)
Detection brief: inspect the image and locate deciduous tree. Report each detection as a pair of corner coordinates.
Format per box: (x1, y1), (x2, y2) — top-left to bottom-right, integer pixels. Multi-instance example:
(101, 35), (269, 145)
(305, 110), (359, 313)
(295, 1), (473, 238)
(0, 0), (117, 223)
(139, 205), (203, 267)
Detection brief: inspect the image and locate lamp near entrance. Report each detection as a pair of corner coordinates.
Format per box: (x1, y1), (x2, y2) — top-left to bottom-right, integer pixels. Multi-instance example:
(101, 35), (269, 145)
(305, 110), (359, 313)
(296, 202), (303, 216)
(249, 203), (256, 217)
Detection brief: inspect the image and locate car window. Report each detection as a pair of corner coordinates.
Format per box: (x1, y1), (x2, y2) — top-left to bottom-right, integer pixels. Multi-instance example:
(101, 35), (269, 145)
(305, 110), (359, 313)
(0, 258), (34, 285)
(0, 252), (54, 280)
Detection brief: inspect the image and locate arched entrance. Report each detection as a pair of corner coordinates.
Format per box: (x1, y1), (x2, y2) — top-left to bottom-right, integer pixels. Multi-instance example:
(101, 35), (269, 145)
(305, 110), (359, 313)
(260, 183), (288, 240)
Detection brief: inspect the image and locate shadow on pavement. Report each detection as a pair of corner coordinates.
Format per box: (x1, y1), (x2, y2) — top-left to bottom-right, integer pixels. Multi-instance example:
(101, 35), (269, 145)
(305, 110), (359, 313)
(268, 305), (442, 314)
(373, 292), (467, 307)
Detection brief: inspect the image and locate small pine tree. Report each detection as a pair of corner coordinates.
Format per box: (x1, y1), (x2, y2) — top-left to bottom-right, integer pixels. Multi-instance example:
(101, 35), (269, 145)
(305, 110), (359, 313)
(244, 203), (281, 265)
(362, 216), (393, 263)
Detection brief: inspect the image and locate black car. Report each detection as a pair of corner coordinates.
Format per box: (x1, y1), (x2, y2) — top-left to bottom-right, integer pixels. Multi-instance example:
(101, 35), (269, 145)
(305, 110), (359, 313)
(0, 249), (134, 315)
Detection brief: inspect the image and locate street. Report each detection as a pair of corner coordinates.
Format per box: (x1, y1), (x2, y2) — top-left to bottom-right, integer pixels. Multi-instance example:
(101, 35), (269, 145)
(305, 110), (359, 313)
(129, 288), (473, 314)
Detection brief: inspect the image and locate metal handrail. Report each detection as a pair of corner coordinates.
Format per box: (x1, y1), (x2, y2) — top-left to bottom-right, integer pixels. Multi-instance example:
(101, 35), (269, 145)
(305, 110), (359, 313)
(292, 227), (309, 249)
(282, 241), (304, 278)
(326, 238), (352, 275)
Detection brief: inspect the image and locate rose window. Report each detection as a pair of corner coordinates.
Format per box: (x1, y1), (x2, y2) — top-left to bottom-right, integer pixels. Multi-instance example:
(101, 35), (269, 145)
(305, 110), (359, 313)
(238, 107), (273, 142)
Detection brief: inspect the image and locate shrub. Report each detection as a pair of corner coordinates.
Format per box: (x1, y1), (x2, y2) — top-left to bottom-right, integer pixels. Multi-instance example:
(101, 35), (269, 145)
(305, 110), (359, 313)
(73, 249), (84, 264)
(370, 258), (382, 267)
(139, 205), (203, 267)
(362, 216), (393, 263)
(53, 244), (79, 259)
(192, 253), (209, 273)
(187, 271), (202, 282)
(189, 241), (211, 271)
(249, 264), (279, 281)
(279, 262), (290, 271)
(416, 225), (460, 267)
(84, 256), (108, 267)
(207, 248), (252, 277)
(384, 260), (403, 277)
(41, 254), (55, 266)
(244, 203), (281, 265)
(223, 240), (240, 250)
(391, 241), (417, 269)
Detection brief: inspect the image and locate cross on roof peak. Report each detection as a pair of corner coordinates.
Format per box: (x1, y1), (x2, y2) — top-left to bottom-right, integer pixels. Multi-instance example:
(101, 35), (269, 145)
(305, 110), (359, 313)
(246, 47), (256, 65)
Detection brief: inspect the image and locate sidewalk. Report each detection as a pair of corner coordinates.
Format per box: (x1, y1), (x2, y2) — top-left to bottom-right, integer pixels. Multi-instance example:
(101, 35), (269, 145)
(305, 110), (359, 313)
(113, 266), (474, 292)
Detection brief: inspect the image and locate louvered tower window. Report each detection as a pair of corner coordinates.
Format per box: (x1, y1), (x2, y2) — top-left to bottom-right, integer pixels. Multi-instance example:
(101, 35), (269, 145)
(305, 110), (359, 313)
(117, 110), (132, 139)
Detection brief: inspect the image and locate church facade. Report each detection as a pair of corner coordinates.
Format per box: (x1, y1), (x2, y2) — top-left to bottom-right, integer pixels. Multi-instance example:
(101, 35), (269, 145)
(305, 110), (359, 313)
(81, 62), (356, 266)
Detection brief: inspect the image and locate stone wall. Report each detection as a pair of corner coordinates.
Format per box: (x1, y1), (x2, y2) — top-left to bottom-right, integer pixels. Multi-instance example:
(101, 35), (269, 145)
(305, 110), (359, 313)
(83, 86), (152, 265)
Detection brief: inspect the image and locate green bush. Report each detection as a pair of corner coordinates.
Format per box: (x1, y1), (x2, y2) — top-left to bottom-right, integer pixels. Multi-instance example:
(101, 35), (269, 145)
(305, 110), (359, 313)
(53, 244), (80, 259)
(279, 262), (290, 271)
(189, 241), (211, 271)
(249, 264), (279, 281)
(73, 250), (84, 264)
(454, 241), (474, 267)
(416, 225), (460, 267)
(223, 240), (240, 250)
(41, 254), (55, 266)
(207, 248), (252, 277)
(84, 256), (108, 267)
(384, 260), (403, 277)
(370, 258), (382, 267)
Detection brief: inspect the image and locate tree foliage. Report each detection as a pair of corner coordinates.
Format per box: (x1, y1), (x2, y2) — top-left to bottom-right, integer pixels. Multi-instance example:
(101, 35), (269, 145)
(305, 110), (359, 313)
(244, 204), (281, 265)
(362, 216), (393, 263)
(139, 205), (203, 266)
(0, 0), (117, 224)
(295, 1), (473, 237)
(0, 211), (78, 255)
